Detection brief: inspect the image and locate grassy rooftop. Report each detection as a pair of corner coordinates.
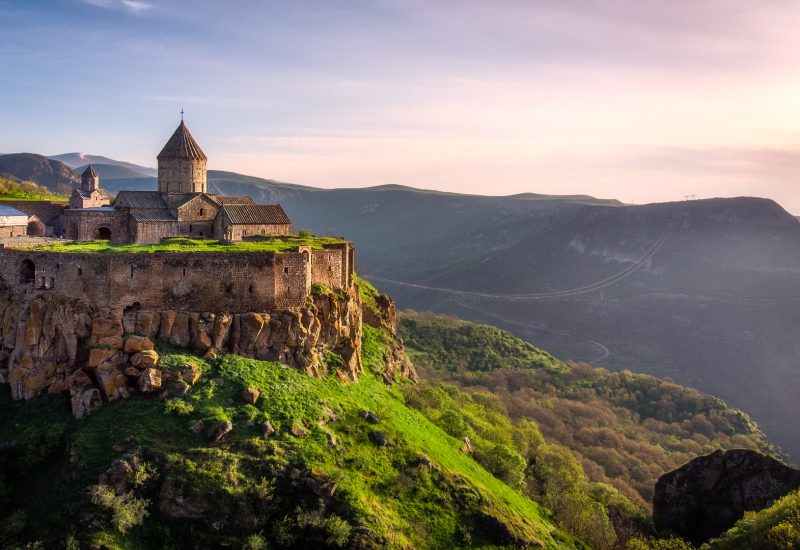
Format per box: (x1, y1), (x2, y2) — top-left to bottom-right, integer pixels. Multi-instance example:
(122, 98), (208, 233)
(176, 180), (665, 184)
(17, 235), (345, 254)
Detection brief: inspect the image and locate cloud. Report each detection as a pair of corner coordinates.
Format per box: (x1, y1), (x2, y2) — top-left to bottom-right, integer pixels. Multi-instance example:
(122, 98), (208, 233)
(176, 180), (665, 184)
(80, 0), (113, 7)
(121, 0), (152, 12)
(80, 0), (152, 13)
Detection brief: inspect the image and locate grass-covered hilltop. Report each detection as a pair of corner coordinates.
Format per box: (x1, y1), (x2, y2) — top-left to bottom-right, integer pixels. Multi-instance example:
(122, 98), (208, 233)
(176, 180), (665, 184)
(0, 277), (785, 549)
(10, 235), (345, 254)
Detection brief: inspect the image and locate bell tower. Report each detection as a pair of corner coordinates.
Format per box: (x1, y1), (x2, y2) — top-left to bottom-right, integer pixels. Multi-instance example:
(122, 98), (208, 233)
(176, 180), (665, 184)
(156, 119), (207, 194)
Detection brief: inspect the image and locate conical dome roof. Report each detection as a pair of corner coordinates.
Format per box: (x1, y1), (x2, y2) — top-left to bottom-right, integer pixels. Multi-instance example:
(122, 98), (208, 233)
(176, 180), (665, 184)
(157, 121), (207, 161)
(82, 165), (98, 178)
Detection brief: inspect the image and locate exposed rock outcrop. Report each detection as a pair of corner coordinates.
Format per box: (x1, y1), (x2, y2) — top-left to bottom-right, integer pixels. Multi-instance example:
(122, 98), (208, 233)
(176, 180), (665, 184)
(653, 449), (800, 544)
(0, 283), (364, 418)
(359, 286), (416, 382)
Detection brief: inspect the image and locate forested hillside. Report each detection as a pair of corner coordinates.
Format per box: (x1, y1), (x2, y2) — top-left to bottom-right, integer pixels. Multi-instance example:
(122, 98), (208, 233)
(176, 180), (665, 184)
(398, 311), (775, 511)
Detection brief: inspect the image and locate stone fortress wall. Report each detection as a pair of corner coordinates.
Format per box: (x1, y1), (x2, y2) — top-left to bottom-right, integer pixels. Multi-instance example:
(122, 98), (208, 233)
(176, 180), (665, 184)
(0, 242), (353, 312)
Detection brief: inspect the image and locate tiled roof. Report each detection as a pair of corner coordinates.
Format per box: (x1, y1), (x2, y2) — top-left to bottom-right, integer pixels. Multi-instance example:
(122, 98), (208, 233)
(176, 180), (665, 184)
(221, 204), (291, 225)
(131, 211), (177, 222)
(113, 191), (166, 209)
(157, 121), (207, 161)
(82, 165), (98, 178)
(209, 195), (255, 205)
(73, 188), (110, 199)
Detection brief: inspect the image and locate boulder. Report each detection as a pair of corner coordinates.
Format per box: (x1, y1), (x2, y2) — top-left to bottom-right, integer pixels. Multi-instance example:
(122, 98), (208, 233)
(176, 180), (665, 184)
(131, 350), (159, 369)
(138, 367), (162, 393)
(69, 370), (102, 420)
(98, 454), (141, 495)
(653, 449), (800, 545)
(87, 347), (118, 368)
(208, 420), (233, 442)
(173, 380), (190, 396)
(95, 364), (127, 400)
(290, 423), (307, 438)
(242, 387), (260, 404)
(369, 430), (388, 447)
(124, 335), (154, 354)
(180, 364), (201, 385)
(261, 420), (275, 437)
(360, 410), (380, 424)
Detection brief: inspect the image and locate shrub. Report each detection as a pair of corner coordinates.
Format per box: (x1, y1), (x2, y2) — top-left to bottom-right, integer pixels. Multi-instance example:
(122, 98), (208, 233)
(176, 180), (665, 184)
(311, 283), (332, 296)
(89, 485), (150, 533)
(164, 398), (194, 416)
(298, 228), (312, 237)
(481, 444), (526, 488)
(132, 462), (158, 488)
(767, 520), (800, 549)
(436, 409), (469, 439)
(626, 536), (693, 549)
(244, 532), (268, 550)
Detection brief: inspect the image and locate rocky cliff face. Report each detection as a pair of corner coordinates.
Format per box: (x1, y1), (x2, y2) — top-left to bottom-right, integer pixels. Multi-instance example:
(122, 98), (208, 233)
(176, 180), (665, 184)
(653, 449), (800, 545)
(0, 283), (366, 418)
(360, 287), (416, 383)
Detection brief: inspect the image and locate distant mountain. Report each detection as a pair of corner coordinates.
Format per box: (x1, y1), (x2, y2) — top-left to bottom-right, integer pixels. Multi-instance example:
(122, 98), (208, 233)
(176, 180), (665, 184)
(0, 153), (79, 191)
(74, 163), (150, 180)
(49, 152), (156, 177)
(15, 151), (800, 459)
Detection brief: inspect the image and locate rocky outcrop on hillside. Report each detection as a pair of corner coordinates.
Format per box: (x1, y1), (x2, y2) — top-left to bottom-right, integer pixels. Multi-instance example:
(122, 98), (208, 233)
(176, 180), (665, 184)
(0, 284), (364, 418)
(360, 286), (416, 383)
(653, 449), (800, 544)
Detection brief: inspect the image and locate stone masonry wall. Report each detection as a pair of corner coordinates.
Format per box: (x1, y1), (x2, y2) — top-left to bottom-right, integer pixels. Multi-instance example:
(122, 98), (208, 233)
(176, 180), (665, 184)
(0, 226), (27, 238)
(158, 158), (207, 194)
(65, 209), (129, 243)
(0, 245), (352, 313)
(131, 220), (179, 245)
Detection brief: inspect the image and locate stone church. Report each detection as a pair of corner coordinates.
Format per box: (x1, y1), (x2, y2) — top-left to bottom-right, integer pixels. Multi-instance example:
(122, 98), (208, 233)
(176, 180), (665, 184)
(64, 120), (291, 244)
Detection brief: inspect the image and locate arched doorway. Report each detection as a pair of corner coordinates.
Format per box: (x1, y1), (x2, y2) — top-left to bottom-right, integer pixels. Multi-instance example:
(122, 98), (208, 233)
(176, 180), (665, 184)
(94, 226), (112, 240)
(27, 219), (45, 237)
(19, 259), (35, 285)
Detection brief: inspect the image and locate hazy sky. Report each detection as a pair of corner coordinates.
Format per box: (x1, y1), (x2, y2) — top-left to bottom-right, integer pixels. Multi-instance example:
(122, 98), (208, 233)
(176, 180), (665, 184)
(3, 1), (800, 210)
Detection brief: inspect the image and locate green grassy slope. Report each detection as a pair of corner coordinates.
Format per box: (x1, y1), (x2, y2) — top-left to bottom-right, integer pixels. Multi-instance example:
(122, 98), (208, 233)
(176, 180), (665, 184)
(0, 327), (576, 549)
(16, 235), (344, 254)
(0, 174), (67, 201)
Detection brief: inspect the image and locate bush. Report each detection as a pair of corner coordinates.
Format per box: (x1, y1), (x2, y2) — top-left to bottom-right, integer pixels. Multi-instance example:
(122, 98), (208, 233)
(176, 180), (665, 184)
(164, 398), (194, 416)
(481, 444), (526, 488)
(298, 228), (312, 237)
(436, 409), (469, 439)
(89, 485), (150, 533)
(626, 536), (693, 549)
(767, 520), (800, 549)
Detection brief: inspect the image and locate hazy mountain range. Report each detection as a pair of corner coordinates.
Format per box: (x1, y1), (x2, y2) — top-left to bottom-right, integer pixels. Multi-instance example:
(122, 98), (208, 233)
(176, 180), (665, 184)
(3, 150), (800, 460)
